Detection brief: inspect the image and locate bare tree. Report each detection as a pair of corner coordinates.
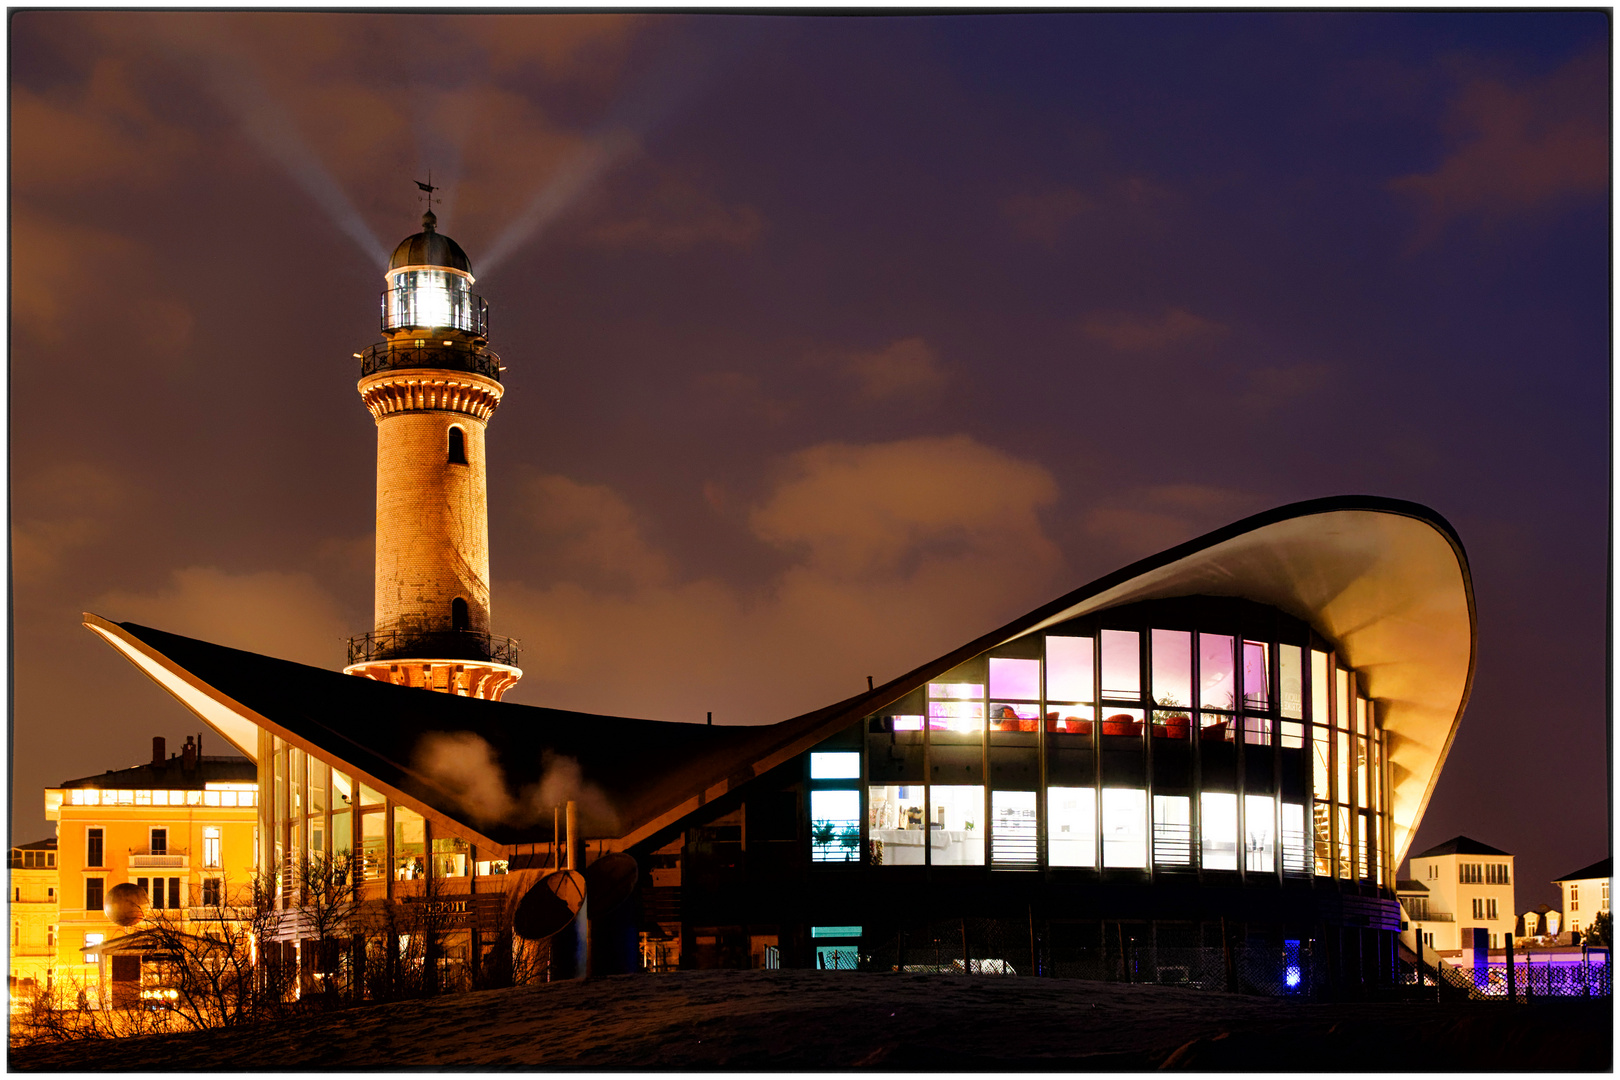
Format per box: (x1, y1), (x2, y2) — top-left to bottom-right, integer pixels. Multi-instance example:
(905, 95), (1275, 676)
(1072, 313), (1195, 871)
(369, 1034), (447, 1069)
(293, 849), (360, 1003)
(135, 869), (286, 1031)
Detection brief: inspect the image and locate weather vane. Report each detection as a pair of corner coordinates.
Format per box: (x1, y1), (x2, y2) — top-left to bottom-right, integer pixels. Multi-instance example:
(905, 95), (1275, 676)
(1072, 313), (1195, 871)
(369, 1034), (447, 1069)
(416, 170), (439, 212)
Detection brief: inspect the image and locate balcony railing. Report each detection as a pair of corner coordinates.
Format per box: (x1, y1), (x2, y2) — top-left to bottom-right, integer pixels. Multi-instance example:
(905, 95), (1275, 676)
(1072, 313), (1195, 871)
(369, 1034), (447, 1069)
(129, 850), (188, 869)
(357, 341), (503, 382)
(347, 629), (520, 667)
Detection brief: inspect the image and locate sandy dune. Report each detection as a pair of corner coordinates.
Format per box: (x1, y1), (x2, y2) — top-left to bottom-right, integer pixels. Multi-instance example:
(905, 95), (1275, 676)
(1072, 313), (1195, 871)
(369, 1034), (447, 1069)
(10, 970), (1611, 1071)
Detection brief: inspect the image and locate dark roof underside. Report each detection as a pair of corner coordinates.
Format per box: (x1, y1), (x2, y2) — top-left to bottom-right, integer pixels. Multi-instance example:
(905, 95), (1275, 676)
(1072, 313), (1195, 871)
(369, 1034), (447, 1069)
(13, 838), (56, 850)
(1411, 836), (1511, 859)
(110, 622), (855, 846)
(1553, 857), (1612, 883)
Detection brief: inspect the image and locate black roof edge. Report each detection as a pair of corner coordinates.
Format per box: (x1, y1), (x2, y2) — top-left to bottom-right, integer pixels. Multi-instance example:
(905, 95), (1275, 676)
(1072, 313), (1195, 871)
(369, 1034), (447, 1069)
(1552, 857), (1612, 883)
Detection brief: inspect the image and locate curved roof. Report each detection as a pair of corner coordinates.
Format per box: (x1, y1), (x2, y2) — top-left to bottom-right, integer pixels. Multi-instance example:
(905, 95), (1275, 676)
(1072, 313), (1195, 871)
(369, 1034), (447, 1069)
(388, 211), (471, 276)
(84, 495), (1473, 862)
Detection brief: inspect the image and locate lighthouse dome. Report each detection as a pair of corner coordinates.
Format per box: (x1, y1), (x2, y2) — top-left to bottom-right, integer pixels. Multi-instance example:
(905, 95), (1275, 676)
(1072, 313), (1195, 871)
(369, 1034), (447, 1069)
(388, 211), (472, 276)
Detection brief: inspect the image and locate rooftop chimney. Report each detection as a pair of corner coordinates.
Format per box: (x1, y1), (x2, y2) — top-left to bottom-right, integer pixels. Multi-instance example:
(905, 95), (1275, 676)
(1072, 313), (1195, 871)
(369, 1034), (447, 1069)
(152, 736), (166, 767)
(181, 736), (197, 772)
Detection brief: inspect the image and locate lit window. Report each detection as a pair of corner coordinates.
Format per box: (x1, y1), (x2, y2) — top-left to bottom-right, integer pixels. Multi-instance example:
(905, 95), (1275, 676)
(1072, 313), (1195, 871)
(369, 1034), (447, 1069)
(1279, 645), (1303, 719)
(988, 657), (1040, 701)
(392, 806), (425, 880)
(1245, 794), (1276, 873)
(1150, 629), (1192, 710)
(809, 752), (859, 780)
(1045, 636), (1094, 703)
(1281, 803), (1308, 874)
(203, 827), (221, 869)
(991, 790), (1037, 865)
(1200, 792), (1238, 871)
(1152, 795), (1191, 867)
(84, 932), (103, 962)
(1200, 635), (1235, 711)
(1047, 787), (1096, 867)
(1242, 640), (1270, 709)
(1100, 630), (1140, 699)
(868, 785), (925, 866)
(810, 790), (861, 863)
(1102, 788), (1147, 868)
(929, 786), (985, 865)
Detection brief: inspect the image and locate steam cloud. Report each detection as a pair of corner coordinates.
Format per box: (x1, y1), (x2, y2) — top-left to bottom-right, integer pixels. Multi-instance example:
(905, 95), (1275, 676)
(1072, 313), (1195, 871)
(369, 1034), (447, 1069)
(413, 731), (619, 833)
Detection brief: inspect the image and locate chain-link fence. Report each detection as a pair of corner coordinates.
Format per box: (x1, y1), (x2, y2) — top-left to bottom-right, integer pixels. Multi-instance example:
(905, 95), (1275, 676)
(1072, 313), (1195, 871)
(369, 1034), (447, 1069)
(854, 918), (1329, 997)
(1398, 951), (1611, 1000)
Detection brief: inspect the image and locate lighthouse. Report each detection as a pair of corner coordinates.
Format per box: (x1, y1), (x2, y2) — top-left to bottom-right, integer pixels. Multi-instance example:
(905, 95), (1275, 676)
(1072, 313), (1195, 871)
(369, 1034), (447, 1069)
(344, 194), (522, 700)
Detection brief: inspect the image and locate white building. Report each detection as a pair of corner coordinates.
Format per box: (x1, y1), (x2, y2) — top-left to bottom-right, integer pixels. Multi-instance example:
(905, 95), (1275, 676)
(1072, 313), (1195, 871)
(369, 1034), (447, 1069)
(1402, 836), (1515, 953)
(1553, 857), (1610, 939)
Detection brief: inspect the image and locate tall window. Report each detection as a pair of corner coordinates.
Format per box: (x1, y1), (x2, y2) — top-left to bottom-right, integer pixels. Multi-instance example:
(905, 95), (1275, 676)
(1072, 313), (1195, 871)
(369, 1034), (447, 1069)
(202, 878), (222, 907)
(451, 597), (470, 632)
(150, 828), (167, 855)
(203, 827), (221, 869)
(85, 878), (104, 912)
(86, 828), (104, 868)
(448, 425), (467, 464)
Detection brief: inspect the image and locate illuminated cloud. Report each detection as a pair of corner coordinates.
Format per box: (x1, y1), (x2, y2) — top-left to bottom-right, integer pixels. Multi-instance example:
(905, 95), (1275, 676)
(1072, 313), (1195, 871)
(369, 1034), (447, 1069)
(586, 169), (764, 252)
(512, 473), (672, 591)
(1001, 186), (1094, 246)
(1083, 484), (1260, 558)
(1081, 307), (1227, 352)
(1391, 50), (1607, 239)
(750, 436), (1060, 579)
(496, 436), (1065, 723)
(12, 463), (132, 585)
(11, 209), (195, 352)
(841, 337), (949, 405)
(11, 59), (195, 196)
(96, 568), (353, 669)
(1238, 362), (1334, 415)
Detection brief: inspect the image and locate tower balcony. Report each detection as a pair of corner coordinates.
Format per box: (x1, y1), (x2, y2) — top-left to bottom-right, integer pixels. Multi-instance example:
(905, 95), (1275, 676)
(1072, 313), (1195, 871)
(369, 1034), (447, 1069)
(346, 628), (520, 667)
(358, 341), (503, 382)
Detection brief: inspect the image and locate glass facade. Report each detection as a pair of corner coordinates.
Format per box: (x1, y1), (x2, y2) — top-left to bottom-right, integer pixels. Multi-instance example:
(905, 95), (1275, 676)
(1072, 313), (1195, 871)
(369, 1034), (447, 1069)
(846, 598), (1393, 887)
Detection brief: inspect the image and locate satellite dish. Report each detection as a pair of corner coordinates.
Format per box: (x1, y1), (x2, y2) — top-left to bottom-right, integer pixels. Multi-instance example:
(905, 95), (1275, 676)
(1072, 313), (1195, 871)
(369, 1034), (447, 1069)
(583, 853), (638, 916)
(105, 882), (150, 928)
(513, 869), (586, 941)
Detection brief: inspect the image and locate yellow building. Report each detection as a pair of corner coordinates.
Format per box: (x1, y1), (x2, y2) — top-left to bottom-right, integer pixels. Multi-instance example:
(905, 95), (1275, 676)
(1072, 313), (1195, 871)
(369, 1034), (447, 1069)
(9, 838), (59, 1006)
(45, 735), (257, 1003)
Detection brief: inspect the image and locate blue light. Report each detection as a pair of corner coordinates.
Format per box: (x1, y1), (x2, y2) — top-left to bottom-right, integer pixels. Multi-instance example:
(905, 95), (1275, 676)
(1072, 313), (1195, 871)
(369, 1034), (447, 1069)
(1284, 938), (1303, 992)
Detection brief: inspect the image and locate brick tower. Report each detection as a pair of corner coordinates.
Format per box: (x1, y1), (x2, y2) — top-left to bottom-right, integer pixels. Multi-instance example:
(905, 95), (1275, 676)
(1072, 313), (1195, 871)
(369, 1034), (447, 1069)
(343, 200), (522, 700)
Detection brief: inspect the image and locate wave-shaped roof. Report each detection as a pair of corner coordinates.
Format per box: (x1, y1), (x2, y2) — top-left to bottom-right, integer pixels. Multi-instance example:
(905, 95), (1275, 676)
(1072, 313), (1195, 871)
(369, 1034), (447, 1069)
(85, 495), (1474, 862)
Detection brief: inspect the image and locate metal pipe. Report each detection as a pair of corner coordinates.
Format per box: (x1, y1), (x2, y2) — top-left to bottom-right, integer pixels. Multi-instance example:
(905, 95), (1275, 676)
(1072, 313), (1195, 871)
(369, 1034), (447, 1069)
(566, 800), (579, 872)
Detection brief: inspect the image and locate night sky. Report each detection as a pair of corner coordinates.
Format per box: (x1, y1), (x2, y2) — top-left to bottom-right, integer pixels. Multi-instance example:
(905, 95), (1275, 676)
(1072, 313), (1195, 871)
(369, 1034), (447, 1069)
(10, 12), (1609, 908)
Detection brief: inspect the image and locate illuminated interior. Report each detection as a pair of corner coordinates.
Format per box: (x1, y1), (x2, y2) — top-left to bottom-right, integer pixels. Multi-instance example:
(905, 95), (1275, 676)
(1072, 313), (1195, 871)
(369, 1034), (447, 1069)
(383, 268), (483, 334)
(853, 596), (1393, 883)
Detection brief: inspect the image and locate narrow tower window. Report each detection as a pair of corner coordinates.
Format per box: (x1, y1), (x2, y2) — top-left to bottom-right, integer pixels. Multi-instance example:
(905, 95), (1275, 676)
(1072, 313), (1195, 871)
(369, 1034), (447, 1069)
(451, 597), (469, 632)
(448, 426), (467, 465)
